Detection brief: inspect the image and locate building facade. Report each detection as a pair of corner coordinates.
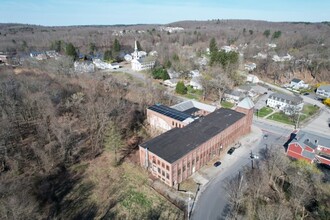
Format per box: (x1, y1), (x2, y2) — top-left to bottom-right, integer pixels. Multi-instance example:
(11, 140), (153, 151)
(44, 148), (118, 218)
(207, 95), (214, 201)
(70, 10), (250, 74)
(131, 41), (155, 71)
(267, 93), (303, 115)
(139, 98), (254, 187)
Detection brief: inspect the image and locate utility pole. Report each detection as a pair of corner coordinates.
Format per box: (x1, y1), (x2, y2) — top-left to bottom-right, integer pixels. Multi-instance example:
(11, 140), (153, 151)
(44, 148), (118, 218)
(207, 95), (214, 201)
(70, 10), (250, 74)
(250, 150), (254, 169)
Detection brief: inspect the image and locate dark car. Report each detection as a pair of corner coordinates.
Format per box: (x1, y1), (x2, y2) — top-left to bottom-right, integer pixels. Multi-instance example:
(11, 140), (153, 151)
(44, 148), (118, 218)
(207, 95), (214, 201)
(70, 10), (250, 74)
(214, 161), (222, 167)
(227, 147), (235, 155)
(303, 92), (309, 96)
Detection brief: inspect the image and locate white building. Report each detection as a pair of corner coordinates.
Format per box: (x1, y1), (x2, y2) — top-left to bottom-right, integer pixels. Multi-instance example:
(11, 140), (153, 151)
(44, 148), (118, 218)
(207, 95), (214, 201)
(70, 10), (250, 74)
(253, 53), (267, 59)
(189, 77), (202, 90)
(246, 74), (259, 83)
(163, 79), (179, 88)
(290, 78), (309, 90)
(244, 63), (257, 71)
(267, 43), (277, 48)
(220, 45), (238, 53)
(267, 93), (304, 115)
(272, 54), (293, 62)
(316, 85), (330, 98)
(224, 90), (245, 103)
(131, 41), (155, 71)
(124, 54), (132, 61)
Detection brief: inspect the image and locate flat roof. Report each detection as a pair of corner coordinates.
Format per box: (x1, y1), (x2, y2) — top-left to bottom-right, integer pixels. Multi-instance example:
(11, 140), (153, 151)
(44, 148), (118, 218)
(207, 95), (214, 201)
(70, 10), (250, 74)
(148, 104), (192, 122)
(140, 108), (245, 163)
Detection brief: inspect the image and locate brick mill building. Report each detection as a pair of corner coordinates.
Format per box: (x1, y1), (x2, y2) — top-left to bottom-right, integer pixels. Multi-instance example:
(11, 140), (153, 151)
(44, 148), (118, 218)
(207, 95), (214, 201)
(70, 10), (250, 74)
(139, 98), (254, 187)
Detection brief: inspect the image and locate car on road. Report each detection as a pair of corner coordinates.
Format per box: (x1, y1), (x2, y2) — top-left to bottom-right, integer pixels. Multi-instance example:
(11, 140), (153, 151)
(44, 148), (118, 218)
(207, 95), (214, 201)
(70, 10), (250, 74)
(227, 147), (235, 155)
(303, 92), (309, 96)
(213, 161), (222, 167)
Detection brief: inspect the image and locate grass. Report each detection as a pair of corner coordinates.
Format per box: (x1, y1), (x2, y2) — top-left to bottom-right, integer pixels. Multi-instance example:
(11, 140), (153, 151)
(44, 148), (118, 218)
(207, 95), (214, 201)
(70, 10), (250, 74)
(255, 107), (273, 117)
(221, 101), (235, 109)
(268, 112), (294, 125)
(302, 104), (320, 116)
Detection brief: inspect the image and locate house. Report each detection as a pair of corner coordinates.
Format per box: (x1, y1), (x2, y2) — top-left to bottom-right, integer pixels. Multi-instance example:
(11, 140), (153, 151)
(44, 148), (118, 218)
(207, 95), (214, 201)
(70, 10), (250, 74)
(189, 70), (200, 78)
(167, 69), (180, 79)
(316, 85), (330, 98)
(189, 77), (202, 90)
(246, 74), (259, 83)
(0, 54), (11, 65)
(272, 54), (292, 62)
(131, 41), (155, 71)
(290, 78), (308, 89)
(163, 79), (179, 88)
(139, 98), (254, 187)
(220, 45), (238, 53)
(30, 51), (47, 60)
(253, 53), (267, 59)
(244, 63), (257, 72)
(267, 43), (277, 48)
(287, 131), (330, 166)
(224, 90), (245, 103)
(267, 93), (303, 115)
(160, 26), (184, 33)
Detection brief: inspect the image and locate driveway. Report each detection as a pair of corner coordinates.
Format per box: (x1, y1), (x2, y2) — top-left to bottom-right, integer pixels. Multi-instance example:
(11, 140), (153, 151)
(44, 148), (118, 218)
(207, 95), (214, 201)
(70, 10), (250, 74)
(302, 107), (330, 136)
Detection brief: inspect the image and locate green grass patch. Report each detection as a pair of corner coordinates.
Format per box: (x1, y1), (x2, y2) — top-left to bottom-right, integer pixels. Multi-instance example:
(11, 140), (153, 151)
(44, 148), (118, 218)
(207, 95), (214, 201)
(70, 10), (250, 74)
(121, 189), (152, 209)
(268, 112), (294, 125)
(302, 104), (320, 116)
(255, 107), (273, 117)
(221, 101), (235, 109)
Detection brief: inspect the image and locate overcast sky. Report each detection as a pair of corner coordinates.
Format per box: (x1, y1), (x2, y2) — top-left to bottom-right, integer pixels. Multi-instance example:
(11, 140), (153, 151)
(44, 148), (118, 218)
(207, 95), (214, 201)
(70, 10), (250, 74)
(1, 0), (329, 26)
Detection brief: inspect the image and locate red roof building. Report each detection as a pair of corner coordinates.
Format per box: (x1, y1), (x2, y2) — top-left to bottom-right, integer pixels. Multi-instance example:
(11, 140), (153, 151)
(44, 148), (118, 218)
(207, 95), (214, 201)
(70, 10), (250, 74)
(287, 131), (330, 166)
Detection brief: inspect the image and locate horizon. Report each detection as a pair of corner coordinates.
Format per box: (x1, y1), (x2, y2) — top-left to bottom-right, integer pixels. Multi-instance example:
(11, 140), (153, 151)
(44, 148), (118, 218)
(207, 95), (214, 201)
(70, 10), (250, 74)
(1, 0), (330, 26)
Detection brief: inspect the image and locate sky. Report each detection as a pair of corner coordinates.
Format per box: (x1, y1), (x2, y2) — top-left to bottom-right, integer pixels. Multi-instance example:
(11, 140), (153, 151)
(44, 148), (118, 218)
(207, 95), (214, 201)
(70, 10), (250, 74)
(0, 0), (329, 26)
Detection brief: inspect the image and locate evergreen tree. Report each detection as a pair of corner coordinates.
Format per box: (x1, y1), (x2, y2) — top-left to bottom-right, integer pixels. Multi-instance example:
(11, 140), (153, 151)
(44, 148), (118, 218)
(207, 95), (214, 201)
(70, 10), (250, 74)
(263, 30), (271, 38)
(104, 50), (113, 61)
(136, 41), (142, 51)
(65, 43), (77, 60)
(209, 37), (218, 54)
(113, 38), (121, 52)
(176, 81), (187, 95)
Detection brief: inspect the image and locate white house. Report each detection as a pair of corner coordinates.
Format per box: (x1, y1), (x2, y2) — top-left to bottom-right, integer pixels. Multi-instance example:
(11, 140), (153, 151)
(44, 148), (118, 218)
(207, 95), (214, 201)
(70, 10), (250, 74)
(272, 54), (293, 62)
(224, 90), (245, 103)
(267, 93), (304, 115)
(189, 70), (200, 78)
(244, 63), (257, 72)
(316, 85), (330, 98)
(246, 74), (259, 83)
(253, 53), (267, 59)
(290, 78), (309, 89)
(220, 45), (238, 53)
(131, 41), (155, 71)
(189, 77), (202, 90)
(267, 43), (277, 48)
(163, 79), (179, 88)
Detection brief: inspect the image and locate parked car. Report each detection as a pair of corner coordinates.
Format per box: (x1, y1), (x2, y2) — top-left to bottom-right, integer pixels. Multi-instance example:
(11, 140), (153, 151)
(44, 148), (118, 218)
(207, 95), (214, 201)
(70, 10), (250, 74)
(303, 92), (309, 95)
(227, 147), (235, 155)
(213, 161), (222, 167)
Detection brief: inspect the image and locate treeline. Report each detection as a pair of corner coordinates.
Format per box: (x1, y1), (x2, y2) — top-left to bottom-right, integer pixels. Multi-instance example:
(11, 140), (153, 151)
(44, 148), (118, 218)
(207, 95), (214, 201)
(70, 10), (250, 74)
(0, 65), (169, 218)
(225, 146), (330, 220)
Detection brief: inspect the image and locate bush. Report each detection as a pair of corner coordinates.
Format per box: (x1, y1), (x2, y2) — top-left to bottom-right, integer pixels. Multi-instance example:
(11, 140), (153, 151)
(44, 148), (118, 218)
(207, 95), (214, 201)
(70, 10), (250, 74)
(176, 81), (187, 95)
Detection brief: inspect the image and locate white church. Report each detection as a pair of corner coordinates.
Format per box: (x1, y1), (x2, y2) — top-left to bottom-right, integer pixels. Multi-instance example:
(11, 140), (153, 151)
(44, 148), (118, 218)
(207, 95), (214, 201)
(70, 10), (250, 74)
(131, 41), (156, 71)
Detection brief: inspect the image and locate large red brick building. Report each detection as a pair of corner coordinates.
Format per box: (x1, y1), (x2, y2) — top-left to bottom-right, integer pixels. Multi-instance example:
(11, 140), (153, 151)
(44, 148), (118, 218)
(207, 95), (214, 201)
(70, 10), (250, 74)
(139, 98), (254, 187)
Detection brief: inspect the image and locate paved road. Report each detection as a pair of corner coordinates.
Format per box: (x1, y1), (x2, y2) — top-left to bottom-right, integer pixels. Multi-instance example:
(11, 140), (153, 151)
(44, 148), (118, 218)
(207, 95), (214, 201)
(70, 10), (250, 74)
(191, 124), (289, 220)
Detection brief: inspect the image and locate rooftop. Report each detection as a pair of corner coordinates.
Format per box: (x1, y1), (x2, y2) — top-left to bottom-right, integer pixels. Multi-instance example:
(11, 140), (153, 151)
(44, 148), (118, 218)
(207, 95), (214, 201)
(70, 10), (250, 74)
(148, 104), (193, 122)
(294, 130), (330, 150)
(318, 85), (330, 91)
(291, 78), (302, 83)
(171, 100), (216, 114)
(268, 93), (303, 105)
(140, 108), (245, 163)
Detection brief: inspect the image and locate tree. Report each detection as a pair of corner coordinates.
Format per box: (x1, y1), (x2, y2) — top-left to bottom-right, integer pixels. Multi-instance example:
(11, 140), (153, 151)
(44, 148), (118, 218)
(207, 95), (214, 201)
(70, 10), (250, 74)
(151, 67), (170, 80)
(249, 30), (253, 35)
(113, 38), (121, 52)
(65, 43), (78, 60)
(104, 50), (113, 61)
(263, 30), (271, 38)
(89, 42), (96, 55)
(272, 31), (282, 39)
(209, 38), (218, 66)
(136, 40), (143, 51)
(175, 81), (187, 95)
(323, 98), (330, 106)
(51, 40), (63, 52)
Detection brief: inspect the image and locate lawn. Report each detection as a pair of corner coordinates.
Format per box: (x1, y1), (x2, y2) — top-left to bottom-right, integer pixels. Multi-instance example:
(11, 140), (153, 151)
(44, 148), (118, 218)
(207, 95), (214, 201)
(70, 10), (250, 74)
(268, 112), (295, 125)
(255, 107), (273, 118)
(221, 101), (235, 109)
(302, 104), (320, 116)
